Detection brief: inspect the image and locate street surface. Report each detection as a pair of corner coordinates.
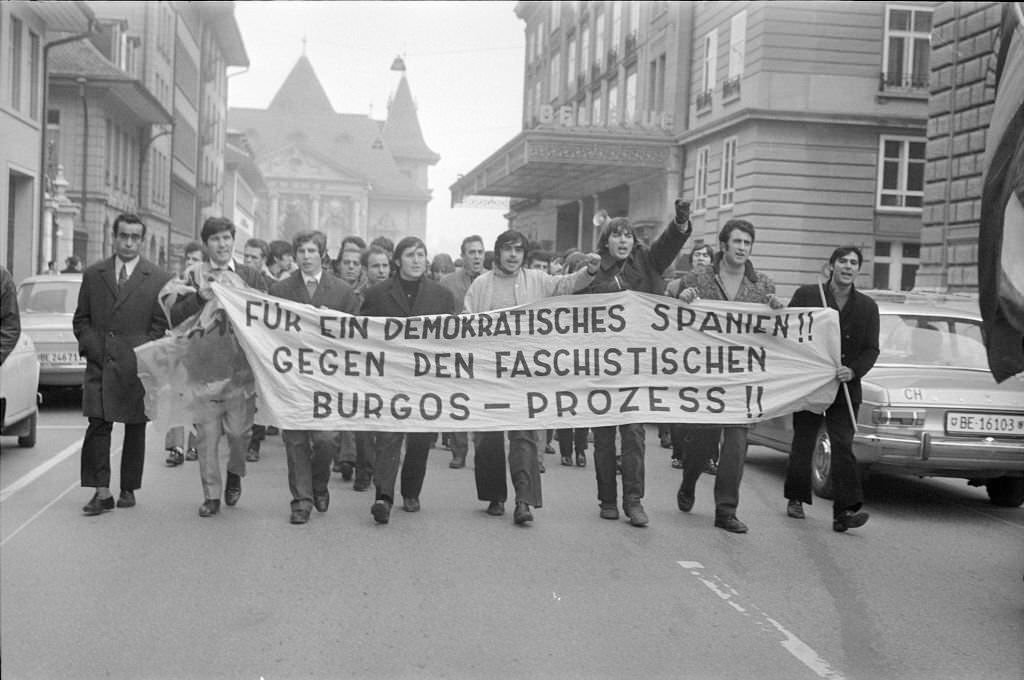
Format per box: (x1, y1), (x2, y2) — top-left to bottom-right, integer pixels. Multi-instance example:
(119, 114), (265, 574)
(1, 390), (1022, 680)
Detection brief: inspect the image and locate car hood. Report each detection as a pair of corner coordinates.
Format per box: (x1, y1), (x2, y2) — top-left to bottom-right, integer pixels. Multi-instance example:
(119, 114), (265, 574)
(867, 366), (1024, 409)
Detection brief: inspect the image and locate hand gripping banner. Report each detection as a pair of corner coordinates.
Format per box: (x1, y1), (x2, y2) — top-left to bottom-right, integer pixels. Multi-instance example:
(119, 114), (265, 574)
(137, 282), (843, 432)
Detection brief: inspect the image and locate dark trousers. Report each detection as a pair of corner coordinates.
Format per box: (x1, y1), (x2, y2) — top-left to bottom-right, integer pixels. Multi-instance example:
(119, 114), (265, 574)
(680, 426), (747, 519)
(592, 423), (645, 508)
(355, 431), (375, 483)
(474, 430), (542, 507)
(556, 428), (588, 456)
(373, 431), (432, 503)
(282, 430), (339, 511)
(248, 423), (266, 453)
(81, 418), (147, 490)
(785, 400), (863, 518)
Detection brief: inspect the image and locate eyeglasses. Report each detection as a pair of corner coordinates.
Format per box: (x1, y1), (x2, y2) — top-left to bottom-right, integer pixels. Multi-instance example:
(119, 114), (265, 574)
(116, 232), (144, 242)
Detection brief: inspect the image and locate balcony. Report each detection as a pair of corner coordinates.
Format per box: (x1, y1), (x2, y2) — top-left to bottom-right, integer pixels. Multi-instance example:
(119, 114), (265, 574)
(606, 49), (618, 70)
(625, 32), (637, 54)
(695, 89), (713, 113)
(576, 74), (585, 91)
(591, 63), (601, 83)
(722, 75), (741, 102)
(879, 71), (930, 96)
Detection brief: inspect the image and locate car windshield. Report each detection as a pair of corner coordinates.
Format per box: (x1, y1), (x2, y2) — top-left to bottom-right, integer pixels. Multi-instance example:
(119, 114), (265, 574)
(17, 280), (80, 314)
(877, 313), (989, 370)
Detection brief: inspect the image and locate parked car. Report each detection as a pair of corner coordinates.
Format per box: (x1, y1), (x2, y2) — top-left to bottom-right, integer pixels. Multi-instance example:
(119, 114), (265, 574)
(15, 273), (85, 387)
(749, 299), (1024, 507)
(0, 326), (40, 447)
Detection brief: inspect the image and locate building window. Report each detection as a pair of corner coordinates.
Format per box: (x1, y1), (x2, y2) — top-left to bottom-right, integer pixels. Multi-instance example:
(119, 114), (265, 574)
(534, 80), (542, 120)
(629, 1), (640, 36)
(594, 9), (605, 72)
(611, 2), (622, 53)
(872, 240), (919, 290)
(581, 24), (590, 75)
(28, 31), (40, 119)
(549, 52), (560, 101)
(878, 136), (925, 209)
(648, 54), (665, 117)
(624, 66), (637, 124)
(724, 11), (745, 101)
(720, 137), (737, 208)
(592, 93), (603, 126)
(882, 5), (932, 90)
(567, 36), (576, 92)
(550, 2), (560, 32)
(9, 17), (23, 110)
(695, 146), (710, 212)
(698, 29), (717, 111)
(607, 80), (619, 125)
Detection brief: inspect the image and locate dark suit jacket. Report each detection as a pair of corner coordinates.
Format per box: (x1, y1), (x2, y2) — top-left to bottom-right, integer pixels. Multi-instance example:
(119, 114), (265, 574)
(361, 276), (457, 318)
(73, 256), (172, 422)
(270, 269), (359, 314)
(790, 283), (880, 405)
(169, 260), (267, 326)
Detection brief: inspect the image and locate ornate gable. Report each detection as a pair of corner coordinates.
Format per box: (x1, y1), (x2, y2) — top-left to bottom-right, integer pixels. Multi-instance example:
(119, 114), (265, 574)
(259, 145), (365, 185)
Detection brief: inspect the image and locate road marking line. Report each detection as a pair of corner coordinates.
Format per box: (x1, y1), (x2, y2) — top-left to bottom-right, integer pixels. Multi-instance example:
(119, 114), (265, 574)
(1, 480), (79, 547)
(677, 561), (845, 680)
(0, 439), (82, 503)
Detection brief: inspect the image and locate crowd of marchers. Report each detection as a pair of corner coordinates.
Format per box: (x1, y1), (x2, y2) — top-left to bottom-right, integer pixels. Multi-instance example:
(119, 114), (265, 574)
(0, 200), (878, 535)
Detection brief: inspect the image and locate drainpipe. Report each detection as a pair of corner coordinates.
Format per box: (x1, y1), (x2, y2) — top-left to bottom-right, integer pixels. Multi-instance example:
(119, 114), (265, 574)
(941, 3), (961, 292)
(37, 21), (97, 274)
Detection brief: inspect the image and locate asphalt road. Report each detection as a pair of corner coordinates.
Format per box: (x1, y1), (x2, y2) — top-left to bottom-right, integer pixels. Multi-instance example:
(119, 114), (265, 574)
(1, 393), (1022, 680)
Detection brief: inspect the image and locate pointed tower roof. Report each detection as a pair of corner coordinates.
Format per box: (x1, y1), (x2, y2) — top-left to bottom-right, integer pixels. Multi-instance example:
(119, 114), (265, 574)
(383, 75), (440, 164)
(269, 55), (334, 114)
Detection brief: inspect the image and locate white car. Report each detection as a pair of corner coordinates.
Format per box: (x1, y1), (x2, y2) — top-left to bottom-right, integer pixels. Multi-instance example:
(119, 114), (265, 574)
(0, 329), (40, 447)
(16, 273), (85, 387)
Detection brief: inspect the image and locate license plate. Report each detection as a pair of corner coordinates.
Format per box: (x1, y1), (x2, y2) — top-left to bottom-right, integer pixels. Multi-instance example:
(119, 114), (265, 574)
(945, 412), (1024, 437)
(38, 351), (84, 366)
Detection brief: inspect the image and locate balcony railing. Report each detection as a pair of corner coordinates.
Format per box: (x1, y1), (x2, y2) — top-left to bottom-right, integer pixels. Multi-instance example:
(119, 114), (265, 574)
(879, 71), (930, 92)
(625, 32), (637, 54)
(606, 49), (618, 70)
(722, 75), (741, 101)
(695, 89), (713, 111)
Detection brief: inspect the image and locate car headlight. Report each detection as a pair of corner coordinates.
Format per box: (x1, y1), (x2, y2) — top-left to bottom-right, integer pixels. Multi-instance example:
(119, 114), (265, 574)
(871, 407), (926, 427)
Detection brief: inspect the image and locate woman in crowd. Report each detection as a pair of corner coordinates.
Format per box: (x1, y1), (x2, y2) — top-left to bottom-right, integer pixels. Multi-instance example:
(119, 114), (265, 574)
(360, 236), (457, 525)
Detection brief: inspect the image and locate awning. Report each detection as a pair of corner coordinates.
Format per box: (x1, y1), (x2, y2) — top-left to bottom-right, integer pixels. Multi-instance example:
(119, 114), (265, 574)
(450, 126), (676, 206)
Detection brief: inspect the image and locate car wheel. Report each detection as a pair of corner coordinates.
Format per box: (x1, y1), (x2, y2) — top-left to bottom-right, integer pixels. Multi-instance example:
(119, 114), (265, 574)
(985, 476), (1024, 507)
(16, 412), (37, 448)
(811, 430), (834, 500)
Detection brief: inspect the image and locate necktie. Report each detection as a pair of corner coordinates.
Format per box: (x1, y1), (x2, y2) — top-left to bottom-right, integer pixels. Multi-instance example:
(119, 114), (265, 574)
(118, 264), (128, 290)
(306, 279), (317, 298)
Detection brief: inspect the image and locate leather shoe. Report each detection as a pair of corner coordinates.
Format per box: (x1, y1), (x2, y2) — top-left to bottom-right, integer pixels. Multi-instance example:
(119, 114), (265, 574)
(82, 493), (115, 516)
(352, 477), (371, 492)
(599, 504), (619, 520)
(671, 459), (683, 470)
(164, 447), (184, 466)
(485, 501), (505, 516)
(575, 453), (586, 468)
(185, 447), (198, 461)
(677, 485), (695, 513)
(371, 500), (391, 524)
(339, 461), (354, 481)
(715, 515), (749, 533)
(402, 497), (420, 512)
(290, 507), (310, 525)
(449, 456), (466, 469)
(625, 504), (649, 527)
(245, 448), (260, 462)
(198, 499), (220, 517)
(116, 490), (136, 508)
(314, 491), (330, 513)
(787, 500), (805, 519)
(833, 510), (869, 532)
(224, 473), (242, 506)
(513, 501), (533, 525)
(561, 455), (573, 467)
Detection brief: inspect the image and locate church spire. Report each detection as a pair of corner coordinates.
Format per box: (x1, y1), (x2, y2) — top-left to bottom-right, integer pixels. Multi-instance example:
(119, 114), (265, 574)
(384, 72), (439, 164)
(269, 54), (334, 114)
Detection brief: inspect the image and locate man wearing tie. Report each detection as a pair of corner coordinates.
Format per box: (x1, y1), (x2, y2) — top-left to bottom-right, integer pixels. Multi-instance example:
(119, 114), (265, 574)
(74, 213), (172, 515)
(170, 217), (267, 517)
(270, 230), (359, 524)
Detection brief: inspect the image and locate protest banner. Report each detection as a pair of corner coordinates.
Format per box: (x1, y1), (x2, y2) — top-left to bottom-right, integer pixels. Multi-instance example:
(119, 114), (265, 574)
(136, 282), (842, 433)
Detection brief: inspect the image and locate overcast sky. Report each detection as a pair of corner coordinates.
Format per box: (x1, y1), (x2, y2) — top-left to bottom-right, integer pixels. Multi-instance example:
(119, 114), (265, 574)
(228, 0), (525, 259)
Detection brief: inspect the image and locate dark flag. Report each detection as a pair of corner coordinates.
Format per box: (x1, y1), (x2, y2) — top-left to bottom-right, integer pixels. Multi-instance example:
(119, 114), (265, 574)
(979, 3), (1024, 382)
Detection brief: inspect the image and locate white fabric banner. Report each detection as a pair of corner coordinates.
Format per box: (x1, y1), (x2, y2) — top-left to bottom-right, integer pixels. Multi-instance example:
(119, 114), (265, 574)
(188, 283), (843, 432)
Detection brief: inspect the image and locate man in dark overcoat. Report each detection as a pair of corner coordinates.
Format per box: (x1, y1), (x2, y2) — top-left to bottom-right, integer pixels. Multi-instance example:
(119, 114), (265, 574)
(270, 230), (359, 524)
(73, 213), (171, 515)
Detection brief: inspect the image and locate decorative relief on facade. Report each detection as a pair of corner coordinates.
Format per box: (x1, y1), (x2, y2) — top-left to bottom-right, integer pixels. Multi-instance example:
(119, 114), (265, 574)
(526, 140), (670, 166)
(319, 197), (350, 233)
(278, 195), (311, 233)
